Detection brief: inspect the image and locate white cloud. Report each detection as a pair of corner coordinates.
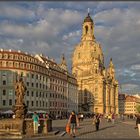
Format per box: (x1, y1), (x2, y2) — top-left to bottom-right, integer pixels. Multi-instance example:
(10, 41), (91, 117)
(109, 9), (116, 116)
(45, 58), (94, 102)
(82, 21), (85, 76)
(121, 84), (139, 92)
(130, 65), (140, 70)
(0, 4), (35, 20)
(63, 30), (81, 40)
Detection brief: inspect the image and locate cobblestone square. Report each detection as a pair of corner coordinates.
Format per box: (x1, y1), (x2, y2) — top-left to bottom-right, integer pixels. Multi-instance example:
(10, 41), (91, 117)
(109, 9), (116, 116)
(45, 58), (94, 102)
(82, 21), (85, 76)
(44, 118), (140, 139)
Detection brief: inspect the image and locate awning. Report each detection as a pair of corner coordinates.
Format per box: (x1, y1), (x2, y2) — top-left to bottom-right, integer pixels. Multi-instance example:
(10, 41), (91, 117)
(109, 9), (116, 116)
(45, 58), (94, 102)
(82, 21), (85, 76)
(3, 110), (14, 114)
(35, 110), (46, 113)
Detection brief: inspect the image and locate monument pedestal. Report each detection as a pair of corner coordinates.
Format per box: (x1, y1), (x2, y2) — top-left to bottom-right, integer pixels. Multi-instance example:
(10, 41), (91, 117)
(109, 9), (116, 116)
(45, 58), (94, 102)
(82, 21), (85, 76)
(0, 118), (24, 139)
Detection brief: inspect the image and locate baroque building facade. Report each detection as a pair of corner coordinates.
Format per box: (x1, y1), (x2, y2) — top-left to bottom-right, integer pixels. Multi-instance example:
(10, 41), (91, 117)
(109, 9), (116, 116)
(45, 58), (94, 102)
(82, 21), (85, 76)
(0, 49), (78, 117)
(72, 13), (119, 114)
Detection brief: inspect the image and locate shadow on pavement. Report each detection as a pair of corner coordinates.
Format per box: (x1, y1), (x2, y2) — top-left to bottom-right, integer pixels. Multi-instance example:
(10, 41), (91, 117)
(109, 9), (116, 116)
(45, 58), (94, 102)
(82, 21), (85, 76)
(99, 125), (115, 131)
(77, 125), (115, 137)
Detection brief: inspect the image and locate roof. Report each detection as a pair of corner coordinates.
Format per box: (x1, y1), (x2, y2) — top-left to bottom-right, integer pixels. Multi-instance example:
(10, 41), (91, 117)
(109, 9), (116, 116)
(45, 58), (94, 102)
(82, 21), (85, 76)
(84, 13), (93, 23)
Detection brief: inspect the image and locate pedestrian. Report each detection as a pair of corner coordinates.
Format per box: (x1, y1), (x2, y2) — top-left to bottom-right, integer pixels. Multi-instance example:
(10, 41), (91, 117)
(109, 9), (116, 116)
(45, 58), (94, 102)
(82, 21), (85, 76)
(67, 111), (79, 137)
(112, 113), (115, 124)
(108, 114), (112, 122)
(135, 114), (140, 136)
(81, 114), (84, 121)
(93, 113), (101, 131)
(32, 112), (39, 134)
(46, 113), (49, 119)
(12, 114), (15, 119)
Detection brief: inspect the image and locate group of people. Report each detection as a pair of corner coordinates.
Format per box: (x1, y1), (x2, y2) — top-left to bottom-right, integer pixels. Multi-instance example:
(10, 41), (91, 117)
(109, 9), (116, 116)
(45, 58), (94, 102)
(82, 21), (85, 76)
(66, 111), (102, 137)
(31, 111), (140, 137)
(32, 112), (49, 134)
(106, 113), (115, 124)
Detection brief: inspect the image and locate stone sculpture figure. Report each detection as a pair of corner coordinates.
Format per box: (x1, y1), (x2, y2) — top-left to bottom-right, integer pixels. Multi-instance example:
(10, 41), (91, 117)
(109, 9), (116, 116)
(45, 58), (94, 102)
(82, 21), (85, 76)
(13, 77), (27, 118)
(15, 77), (27, 105)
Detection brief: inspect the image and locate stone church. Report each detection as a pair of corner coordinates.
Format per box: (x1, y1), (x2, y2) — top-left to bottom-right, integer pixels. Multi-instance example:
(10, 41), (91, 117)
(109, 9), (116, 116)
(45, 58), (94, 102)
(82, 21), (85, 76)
(72, 13), (119, 114)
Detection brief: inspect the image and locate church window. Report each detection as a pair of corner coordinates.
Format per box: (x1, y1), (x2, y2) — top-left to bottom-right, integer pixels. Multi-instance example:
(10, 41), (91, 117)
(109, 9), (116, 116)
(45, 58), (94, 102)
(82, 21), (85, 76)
(96, 69), (98, 73)
(84, 89), (87, 96)
(85, 26), (88, 34)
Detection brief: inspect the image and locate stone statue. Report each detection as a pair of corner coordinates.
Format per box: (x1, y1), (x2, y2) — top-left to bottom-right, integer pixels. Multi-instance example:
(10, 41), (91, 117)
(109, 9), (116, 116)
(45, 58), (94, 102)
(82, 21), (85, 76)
(15, 77), (27, 105)
(13, 77), (27, 118)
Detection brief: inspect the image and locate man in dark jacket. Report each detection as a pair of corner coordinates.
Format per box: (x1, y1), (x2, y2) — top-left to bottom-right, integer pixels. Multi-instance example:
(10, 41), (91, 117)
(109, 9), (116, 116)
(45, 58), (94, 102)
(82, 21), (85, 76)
(135, 114), (140, 136)
(68, 111), (79, 137)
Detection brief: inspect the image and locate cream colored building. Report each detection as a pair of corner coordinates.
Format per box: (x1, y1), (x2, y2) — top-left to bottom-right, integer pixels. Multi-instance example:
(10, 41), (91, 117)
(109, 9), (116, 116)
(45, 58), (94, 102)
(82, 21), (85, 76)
(72, 13), (119, 114)
(0, 49), (78, 117)
(124, 95), (140, 115)
(0, 49), (50, 113)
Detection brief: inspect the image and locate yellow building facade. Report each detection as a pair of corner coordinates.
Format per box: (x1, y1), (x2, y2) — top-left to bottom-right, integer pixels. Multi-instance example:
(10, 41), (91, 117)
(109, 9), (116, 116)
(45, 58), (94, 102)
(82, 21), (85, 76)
(72, 13), (119, 114)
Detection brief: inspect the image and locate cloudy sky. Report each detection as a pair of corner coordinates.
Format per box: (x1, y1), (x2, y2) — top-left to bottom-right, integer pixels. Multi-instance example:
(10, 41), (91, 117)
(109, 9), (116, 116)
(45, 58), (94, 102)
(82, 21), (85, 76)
(0, 1), (140, 94)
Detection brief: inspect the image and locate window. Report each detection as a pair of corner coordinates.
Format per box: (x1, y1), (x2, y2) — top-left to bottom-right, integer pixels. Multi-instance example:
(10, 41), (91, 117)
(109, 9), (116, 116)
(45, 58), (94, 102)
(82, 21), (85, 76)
(9, 99), (12, 106)
(31, 101), (34, 106)
(27, 73), (29, 78)
(32, 91), (34, 97)
(85, 25), (88, 34)
(27, 91), (29, 96)
(27, 101), (29, 107)
(32, 83), (34, 87)
(36, 91), (38, 97)
(36, 75), (38, 79)
(3, 80), (6, 85)
(9, 89), (13, 96)
(27, 82), (29, 86)
(36, 101), (38, 107)
(3, 89), (6, 95)
(31, 74), (34, 79)
(36, 83), (38, 88)
(3, 100), (6, 106)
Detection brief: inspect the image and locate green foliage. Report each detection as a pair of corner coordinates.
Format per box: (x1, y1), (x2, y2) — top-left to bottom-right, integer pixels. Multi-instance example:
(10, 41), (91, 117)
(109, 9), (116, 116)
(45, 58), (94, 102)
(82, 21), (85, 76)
(136, 105), (140, 113)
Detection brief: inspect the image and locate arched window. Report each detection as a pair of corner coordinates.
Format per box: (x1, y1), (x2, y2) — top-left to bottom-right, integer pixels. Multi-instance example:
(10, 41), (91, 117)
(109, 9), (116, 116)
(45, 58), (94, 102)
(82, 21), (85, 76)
(85, 26), (88, 34)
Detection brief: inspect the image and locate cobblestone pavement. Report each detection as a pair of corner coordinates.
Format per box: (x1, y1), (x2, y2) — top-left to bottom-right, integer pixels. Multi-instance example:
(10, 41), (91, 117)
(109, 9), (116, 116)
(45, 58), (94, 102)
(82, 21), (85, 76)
(52, 118), (139, 139)
(26, 118), (139, 139)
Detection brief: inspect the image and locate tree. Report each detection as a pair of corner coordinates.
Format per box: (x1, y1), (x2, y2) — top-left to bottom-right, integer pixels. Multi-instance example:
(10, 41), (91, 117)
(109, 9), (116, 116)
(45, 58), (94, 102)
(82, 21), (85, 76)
(136, 105), (140, 113)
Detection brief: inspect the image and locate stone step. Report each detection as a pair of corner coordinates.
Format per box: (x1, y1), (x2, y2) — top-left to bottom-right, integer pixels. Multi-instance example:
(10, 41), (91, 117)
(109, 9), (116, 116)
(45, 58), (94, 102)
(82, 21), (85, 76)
(47, 130), (60, 136)
(59, 131), (67, 137)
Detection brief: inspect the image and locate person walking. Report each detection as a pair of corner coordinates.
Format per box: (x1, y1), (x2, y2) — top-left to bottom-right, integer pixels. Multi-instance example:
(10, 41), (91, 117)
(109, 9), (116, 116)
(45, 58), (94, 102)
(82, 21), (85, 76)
(135, 114), (140, 136)
(68, 111), (79, 137)
(32, 112), (39, 134)
(112, 113), (115, 124)
(108, 114), (112, 122)
(93, 114), (101, 131)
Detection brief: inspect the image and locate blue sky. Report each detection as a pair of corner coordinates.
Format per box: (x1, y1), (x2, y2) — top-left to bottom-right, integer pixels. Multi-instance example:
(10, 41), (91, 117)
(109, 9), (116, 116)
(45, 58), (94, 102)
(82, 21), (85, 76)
(0, 1), (140, 93)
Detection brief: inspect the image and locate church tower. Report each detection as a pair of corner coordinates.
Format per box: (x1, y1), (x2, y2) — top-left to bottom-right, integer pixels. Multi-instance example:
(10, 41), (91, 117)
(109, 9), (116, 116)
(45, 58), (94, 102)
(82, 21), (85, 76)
(81, 13), (95, 41)
(72, 12), (118, 114)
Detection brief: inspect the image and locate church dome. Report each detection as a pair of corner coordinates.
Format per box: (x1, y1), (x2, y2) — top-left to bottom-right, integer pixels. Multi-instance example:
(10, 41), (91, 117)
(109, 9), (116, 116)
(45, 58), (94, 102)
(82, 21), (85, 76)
(84, 13), (93, 23)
